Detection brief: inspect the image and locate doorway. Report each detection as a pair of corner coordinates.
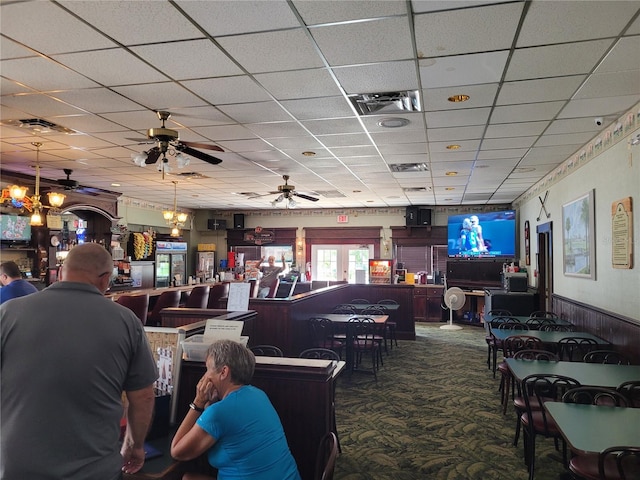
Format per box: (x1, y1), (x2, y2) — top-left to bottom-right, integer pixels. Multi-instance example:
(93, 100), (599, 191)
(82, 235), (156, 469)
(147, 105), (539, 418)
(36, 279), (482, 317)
(311, 244), (373, 283)
(536, 222), (553, 311)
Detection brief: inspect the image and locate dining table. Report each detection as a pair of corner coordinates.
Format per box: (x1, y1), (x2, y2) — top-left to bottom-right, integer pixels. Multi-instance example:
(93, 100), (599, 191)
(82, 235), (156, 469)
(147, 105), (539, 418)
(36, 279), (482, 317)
(490, 328), (609, 347)
(544, 402), (640, 455)
(484, 314), (574, 328)
(338, 303), (401, 312)
(505, 358), (640, 388)
(315, 314), (388, 372)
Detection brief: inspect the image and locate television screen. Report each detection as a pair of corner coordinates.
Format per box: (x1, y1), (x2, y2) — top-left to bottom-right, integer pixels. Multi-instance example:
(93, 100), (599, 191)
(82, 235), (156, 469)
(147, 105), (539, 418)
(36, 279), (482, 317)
(0, 214), (32, 241)
(447, 210), (516, 258)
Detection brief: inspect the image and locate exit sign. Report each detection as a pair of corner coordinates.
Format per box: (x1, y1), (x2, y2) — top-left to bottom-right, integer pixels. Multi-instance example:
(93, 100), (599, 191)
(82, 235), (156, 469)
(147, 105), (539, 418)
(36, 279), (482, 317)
(337, 215), (349, 223)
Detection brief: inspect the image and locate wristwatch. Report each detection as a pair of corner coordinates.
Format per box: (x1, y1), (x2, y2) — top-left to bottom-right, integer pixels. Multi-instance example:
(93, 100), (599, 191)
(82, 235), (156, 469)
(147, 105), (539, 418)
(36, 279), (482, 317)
(189, 402), (204, 413)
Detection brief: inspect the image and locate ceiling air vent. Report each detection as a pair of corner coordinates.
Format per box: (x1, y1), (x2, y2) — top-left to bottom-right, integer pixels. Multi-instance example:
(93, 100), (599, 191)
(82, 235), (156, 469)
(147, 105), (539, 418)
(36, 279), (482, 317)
(403, 187), (431, 192)
(2, 118), (76, 134)
(176, 172), (209, 180)
(348, 90), (421, 116)
(390, 163), (429, 173)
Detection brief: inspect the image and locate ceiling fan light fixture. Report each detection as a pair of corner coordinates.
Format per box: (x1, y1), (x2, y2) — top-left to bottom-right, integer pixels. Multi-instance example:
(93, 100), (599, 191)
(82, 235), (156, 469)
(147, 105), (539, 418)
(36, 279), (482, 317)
(163, 210), (175, 221)
(176, 212), (188, 223)
(170, 226), (181, 237)
(131, 152), (147, 166)
(47, 191), (66, 208)
(288, 197), (297, 208)
(175, 153), (190, 168)
(30, 209), (43, 226)
(8, 185), (28, 201)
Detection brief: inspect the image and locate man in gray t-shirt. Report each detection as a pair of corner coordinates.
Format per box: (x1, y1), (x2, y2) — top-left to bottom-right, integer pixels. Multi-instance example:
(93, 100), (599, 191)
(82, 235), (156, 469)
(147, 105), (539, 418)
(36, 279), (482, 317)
(257, 255), (286, 298)
(0, 243), (158, 480)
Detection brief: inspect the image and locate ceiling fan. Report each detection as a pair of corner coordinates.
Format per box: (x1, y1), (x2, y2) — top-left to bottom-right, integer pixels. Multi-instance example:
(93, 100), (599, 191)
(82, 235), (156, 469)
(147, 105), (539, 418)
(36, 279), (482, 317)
(267, 175), (319, 207)
(53, 169), (112, 196)
(126, 111), (224, 166)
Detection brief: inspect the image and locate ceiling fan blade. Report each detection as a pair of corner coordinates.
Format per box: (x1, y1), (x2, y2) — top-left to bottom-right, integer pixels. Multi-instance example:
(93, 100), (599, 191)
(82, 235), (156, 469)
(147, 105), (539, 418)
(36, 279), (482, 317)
(145, 147), (161, 164)
(181, 141), (224, 152)
(125, 137), (154, 143)
(176, 144), (222, 165)
(293, 192), (319, 202)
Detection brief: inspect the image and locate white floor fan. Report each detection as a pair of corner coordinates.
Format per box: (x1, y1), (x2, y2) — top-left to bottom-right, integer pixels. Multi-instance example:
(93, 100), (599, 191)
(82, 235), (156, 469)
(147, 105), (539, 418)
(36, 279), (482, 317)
(441, 287), (466, 330)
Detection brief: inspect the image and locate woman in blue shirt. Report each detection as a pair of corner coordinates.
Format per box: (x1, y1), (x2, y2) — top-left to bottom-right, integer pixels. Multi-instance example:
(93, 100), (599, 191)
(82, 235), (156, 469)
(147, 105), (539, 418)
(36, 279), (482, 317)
(171, 339), (301, 480)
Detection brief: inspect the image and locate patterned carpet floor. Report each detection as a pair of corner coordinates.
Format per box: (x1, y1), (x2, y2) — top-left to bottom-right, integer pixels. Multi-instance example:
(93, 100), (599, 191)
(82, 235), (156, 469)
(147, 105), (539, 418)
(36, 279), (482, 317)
(332, 323), (570, 480)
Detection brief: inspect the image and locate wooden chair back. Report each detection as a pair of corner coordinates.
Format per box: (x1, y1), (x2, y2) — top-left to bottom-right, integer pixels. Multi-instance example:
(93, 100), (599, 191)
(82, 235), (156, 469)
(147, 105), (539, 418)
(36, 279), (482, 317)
(116, 293), (149, 324)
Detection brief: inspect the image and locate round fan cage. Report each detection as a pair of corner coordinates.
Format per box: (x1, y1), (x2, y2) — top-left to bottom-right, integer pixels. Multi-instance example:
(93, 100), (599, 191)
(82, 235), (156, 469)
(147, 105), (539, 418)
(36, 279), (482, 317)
(441, 287), (466, 330)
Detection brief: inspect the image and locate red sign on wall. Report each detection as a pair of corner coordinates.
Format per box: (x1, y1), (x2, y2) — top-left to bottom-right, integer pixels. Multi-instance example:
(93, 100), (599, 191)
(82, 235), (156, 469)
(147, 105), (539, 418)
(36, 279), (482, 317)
(337, 215), (349, 223)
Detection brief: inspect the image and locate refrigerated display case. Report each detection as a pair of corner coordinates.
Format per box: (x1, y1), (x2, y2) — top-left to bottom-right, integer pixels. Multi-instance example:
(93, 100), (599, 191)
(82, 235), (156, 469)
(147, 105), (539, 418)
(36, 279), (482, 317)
(155, 241), (187, 287)
(196, 251), (216, 282)
(369, 259), (392, 284)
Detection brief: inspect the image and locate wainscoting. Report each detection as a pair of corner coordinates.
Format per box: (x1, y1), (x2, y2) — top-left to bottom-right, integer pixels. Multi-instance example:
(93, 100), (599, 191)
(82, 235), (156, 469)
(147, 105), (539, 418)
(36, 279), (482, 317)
(552, 294), (640, 364)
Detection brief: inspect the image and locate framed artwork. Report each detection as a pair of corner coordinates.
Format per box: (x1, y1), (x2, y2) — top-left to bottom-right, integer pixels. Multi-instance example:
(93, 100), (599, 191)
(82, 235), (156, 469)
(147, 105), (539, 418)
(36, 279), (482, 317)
(562, 190), (596, 279)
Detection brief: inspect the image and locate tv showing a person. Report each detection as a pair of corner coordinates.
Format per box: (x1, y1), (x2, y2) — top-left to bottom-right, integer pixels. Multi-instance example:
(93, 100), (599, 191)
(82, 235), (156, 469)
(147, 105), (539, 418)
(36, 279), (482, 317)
(447, 211), (516, 258)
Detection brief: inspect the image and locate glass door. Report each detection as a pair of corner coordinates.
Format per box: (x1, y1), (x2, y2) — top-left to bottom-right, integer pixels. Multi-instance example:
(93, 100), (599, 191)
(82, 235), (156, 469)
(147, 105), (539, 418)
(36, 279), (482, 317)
(311, 245), (373, 283)
(171, 253), (186, 286)
(156, 253), (170, 287)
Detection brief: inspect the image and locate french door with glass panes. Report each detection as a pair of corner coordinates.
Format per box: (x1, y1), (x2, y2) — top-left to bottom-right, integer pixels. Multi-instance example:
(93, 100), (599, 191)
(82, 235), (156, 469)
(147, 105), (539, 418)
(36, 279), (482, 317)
(311, 245), (373, 283)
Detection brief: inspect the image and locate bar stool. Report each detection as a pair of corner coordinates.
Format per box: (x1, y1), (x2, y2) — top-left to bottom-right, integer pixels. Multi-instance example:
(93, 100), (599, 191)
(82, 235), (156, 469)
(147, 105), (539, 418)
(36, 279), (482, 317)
(116, 293), (149, 325)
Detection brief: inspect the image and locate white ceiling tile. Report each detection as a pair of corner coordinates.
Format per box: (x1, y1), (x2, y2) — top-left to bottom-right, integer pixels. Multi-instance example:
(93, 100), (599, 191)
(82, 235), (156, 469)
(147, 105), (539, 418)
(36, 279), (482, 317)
(377, 143), (428, 155)
(481, 136), (537, 150)
(280, 97), (356, 120)
(535, 132), (594, 148)
(427, 126), (486, 142)
(175, 0), (300, 36)
(485, 121), (549, 139)
(559, 94), (640, 119)
(50, 88), (143, 114)
(218, 102), (293, 124)
(506, 40), (612, 81)
(254, 69), (342, 100)
(370, 130), (427, 144)
(497, 76), (586, 105)
(52, 49), (169, 86)
(1, 93), (87, 117)
(302, 117), (363, 135)
(59, 0), (205, 44)
(517, 1), (639, 48)
(596, 36), (640, 74)
(113, 83), (210, 110)
(311, 17), (414, 66)
(317, 133), (373, 148)
(0, 1), (116, 54)
(425, 107), (491, 128)
(130, 40), (243, 80)
(414, 3), (523, 56)
(491, 101), (565, 124)
(181, 76), (272, 105)
(1, 57), (100, 91)
(423, 83), (499, 111)
(420, 51), (509, 89)
(574, 71), (640, 99)
(333, 61), (419, 94)
(294, 0), (406, 24)
(247, 122), (309, 139)
(217, 30), (324, 73)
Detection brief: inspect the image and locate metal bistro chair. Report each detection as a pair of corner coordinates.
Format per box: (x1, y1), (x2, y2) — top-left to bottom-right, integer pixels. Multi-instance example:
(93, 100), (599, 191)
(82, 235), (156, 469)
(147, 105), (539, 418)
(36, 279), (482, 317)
(377, 299), (399, 349)
(314, 431), (339, 480)
(485, 310), (512, 371)
(511, 350), (560, 447)
(616, 380), (640, 408)
(492, 320), (529, 378)
(557, 337), (599, 362)
(529, 311), (559, 319)
(519, 374), (581, 480)
(249, 345), (284, 357)
(583, 350), (631, 365)
(498, 335), (543, 415)
(359, 306), (389, 355)
(562, 386), (629, 407)
(308, 317), (344, 359)
(570, 446), (640, 480)
(348, 317), (382, 380)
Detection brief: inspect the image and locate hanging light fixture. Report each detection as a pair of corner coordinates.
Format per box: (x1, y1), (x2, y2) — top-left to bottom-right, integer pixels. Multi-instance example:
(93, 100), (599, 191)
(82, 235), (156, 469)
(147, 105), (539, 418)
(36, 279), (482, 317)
(163, 181), (188, 237)
(1, 142), (66, 216)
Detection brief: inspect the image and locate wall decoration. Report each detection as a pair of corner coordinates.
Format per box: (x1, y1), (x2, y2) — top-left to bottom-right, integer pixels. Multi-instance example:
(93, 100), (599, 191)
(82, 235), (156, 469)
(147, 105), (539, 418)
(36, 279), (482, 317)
(611, 197), (633, 269)
(524, 220), (531, 265)
(562, 190), (596, 279)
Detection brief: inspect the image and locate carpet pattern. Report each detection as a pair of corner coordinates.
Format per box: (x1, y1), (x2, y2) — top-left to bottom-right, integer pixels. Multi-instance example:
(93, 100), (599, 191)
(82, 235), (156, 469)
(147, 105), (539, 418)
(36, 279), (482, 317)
(333, 323), (569, 479)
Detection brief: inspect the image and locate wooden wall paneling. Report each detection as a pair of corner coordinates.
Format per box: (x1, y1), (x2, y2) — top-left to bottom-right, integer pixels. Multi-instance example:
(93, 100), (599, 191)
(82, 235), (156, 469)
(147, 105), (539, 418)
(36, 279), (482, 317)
(552, 294), (640, 364)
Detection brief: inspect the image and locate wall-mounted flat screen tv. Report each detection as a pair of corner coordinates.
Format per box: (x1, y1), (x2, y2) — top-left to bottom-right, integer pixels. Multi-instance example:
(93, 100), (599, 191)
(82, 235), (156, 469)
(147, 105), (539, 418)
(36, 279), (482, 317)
(0, 214), (32, 241)
(447, 210), (516, 259)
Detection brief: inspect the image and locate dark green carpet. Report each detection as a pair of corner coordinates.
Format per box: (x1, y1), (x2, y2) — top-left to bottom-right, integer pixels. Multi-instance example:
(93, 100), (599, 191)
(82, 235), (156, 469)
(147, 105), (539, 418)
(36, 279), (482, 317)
(333, 323), (569, 479)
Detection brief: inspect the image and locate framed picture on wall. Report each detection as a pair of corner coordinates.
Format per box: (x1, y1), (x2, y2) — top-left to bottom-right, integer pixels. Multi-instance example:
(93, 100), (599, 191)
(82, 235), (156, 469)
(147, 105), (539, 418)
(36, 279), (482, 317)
(562, 189), (596, 279)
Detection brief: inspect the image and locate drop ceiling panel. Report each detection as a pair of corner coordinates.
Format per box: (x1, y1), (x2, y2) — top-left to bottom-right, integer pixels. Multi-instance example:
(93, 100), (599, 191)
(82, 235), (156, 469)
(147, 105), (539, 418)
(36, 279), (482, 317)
(310, 17), (413, 66)
(1, 0), (639, 210)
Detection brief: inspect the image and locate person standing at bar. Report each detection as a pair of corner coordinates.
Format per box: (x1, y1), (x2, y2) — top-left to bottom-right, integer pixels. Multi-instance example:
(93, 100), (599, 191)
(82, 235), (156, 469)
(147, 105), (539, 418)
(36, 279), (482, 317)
(257, 254), (286, 298)
(0, 261), (38, 304)
(0, 243), (158, 480)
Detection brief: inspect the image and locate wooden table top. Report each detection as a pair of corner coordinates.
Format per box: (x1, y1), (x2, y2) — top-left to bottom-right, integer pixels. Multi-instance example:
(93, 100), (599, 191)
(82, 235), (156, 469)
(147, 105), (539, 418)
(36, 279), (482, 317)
(544, 402), (640, 454)
(505, 358), (640, 387)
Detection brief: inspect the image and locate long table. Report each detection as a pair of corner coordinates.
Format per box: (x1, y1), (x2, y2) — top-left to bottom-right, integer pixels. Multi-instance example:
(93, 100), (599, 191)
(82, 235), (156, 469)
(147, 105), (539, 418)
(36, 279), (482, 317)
(505, 358), (640, 388)
(490, 329), (608, 346)
(485, 314), (573, 328)
(545, 402), (640, 454)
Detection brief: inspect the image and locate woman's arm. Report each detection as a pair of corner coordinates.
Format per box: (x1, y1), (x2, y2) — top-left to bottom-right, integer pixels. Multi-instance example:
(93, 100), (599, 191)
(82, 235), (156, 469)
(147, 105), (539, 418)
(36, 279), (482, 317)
(171, 374), (217, 461)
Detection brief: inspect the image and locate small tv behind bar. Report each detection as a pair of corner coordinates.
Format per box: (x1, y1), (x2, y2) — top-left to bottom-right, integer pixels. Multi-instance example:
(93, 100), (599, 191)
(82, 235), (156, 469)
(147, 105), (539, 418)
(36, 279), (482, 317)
(447, 210), (516, 259)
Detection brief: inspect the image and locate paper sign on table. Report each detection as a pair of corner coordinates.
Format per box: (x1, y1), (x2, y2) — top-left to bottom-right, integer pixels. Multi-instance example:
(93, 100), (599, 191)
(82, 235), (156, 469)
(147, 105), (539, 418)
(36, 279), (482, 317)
(203, 319), (244, 341)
